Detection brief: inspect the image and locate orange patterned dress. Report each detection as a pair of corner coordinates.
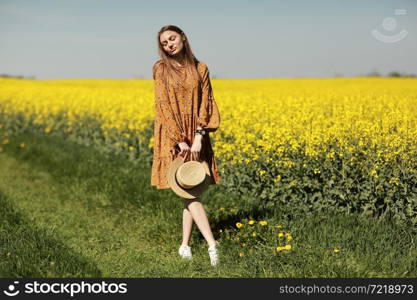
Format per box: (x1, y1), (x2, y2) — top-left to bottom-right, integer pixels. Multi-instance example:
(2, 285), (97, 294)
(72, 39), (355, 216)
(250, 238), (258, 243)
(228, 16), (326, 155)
(150, 59), (221, 189)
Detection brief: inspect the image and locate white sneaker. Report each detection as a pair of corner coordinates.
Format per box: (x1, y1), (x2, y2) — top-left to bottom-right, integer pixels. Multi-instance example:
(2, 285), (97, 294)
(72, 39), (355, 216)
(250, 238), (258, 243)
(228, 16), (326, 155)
(178, 245), (192, 259)
(208, 242), (220, 266)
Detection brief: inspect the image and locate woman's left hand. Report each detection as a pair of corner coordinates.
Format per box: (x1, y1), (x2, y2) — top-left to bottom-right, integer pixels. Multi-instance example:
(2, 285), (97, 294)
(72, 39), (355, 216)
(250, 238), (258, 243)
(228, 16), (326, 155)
(190, 136), (203, 161)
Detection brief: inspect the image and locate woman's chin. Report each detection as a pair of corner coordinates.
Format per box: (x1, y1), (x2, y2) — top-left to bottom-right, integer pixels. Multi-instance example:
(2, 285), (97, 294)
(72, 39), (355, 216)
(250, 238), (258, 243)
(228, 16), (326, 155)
(170, 49), (183, 56)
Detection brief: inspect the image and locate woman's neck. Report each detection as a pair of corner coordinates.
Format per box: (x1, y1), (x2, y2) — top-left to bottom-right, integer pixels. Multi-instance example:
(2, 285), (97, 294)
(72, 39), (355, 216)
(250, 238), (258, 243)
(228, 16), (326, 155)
(173, 53), (186, 66)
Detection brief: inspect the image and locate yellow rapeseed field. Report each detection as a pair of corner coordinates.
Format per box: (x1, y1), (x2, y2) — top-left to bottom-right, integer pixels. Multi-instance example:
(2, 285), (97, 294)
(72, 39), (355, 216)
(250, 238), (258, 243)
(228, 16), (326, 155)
(1, 77), (416, 164)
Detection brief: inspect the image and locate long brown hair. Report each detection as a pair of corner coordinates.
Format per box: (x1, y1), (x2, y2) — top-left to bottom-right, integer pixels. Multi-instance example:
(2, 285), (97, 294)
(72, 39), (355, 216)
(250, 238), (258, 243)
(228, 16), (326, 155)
(156, 25), (202, 89)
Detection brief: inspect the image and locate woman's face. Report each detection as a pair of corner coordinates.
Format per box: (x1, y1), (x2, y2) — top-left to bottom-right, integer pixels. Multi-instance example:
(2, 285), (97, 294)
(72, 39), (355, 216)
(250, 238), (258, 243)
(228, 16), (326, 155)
(160, 30), (184, 56)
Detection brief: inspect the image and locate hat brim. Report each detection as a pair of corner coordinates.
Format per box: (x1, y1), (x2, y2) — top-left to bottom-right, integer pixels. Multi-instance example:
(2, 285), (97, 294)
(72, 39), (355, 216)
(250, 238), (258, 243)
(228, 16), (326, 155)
(167, 155), (211, 199)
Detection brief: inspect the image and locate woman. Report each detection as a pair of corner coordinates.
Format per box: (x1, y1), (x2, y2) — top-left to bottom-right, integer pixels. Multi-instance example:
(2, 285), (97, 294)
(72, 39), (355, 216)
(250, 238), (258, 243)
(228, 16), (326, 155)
(150, 25), (221, 266)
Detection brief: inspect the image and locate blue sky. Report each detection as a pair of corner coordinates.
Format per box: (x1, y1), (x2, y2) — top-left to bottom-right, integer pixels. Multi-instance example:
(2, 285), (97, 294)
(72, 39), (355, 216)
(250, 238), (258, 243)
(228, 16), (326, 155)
(0, 0), (416, 79)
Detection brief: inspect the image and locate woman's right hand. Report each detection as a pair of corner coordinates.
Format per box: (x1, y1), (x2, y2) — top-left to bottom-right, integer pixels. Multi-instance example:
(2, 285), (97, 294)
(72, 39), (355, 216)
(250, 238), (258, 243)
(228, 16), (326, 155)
(178, 142), (191, 161)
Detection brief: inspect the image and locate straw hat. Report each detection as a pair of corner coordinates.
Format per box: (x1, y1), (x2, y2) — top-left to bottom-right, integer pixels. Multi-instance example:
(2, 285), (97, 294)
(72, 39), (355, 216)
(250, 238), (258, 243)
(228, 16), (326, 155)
(167, 154), (212, 199)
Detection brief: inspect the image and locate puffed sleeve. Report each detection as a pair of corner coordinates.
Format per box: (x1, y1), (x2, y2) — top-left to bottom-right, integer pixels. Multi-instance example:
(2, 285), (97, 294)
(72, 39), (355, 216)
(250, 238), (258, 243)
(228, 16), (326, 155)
(153, 61), (187, 145)
(197, 64), (220, 132)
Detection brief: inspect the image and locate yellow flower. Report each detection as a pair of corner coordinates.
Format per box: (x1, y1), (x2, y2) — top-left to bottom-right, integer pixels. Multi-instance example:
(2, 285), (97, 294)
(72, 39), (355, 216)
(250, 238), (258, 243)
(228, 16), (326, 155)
(20, 143), (26, 148)
(274, 225), (282, 229)
(219, 206), (225, 211)
(286, 234), (293, 242)
(326, 151), (335, 160)
(2, 138), (10, 144)
(239, 252), (244, 257)
(241, 243), (247, 247)
(278, 232), (284, 237)
(252, 232), (257, 237)
(248, 220), (256, 225)
(274, 175), (282, 183)
(128, 146), (135, 151)
(333, 248), (341, 253)
(277, 244), (292, 252)
(259, 220), (268, 226)
(236, 222), (244, 229)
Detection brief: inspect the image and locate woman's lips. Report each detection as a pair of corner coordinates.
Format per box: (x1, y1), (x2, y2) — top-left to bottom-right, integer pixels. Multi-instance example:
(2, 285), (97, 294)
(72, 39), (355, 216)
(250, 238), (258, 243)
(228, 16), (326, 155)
(171, 48), (176, 52)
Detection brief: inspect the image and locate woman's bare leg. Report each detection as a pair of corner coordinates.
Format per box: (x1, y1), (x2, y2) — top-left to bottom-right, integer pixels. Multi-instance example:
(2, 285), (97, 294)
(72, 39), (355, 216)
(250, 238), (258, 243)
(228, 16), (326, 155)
(184, 197), (216, 247)
(181, 206), (194, 246)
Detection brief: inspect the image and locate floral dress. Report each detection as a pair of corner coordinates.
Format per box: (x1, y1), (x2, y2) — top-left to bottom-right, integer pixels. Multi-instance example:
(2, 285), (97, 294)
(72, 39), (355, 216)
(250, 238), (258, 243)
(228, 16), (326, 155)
(150, 59), (221, 189)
